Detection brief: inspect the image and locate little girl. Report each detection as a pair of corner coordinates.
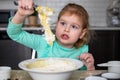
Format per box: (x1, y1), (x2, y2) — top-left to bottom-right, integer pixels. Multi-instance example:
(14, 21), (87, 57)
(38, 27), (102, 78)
(7, 0), (95, 70)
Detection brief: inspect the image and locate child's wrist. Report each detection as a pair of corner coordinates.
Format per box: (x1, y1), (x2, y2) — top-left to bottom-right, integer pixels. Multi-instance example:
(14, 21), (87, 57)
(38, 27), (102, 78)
(12, 11), (26, 24)
(87, 65), (95, 71)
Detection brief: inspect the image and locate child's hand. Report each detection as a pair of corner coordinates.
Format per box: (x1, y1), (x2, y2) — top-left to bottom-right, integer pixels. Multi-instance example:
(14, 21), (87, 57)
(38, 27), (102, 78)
(12, 0), (35, 24)
(78, 53), (95, 70)
(17, 0), (34, 17)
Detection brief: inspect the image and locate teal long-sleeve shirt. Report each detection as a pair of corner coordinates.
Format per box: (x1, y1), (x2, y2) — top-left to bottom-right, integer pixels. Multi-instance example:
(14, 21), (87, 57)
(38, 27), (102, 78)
(7, 18), (88, 70)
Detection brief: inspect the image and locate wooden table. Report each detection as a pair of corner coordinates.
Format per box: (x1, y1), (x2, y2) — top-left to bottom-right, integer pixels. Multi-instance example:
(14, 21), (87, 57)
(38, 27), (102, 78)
(10, 70), (107, 80)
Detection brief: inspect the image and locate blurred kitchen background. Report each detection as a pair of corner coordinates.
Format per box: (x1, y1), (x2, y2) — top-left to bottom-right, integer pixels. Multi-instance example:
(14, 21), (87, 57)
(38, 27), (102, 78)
(0, 0), (120, 70)
(0, 0), (114, 26)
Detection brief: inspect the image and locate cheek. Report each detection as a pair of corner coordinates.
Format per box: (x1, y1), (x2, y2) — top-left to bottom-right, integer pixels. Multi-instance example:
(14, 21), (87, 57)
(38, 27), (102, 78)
(55, 26), (62, 36)
(55, 23), (64, 33)
(72, 30), (81, 36)
(70, 31), (81, 40)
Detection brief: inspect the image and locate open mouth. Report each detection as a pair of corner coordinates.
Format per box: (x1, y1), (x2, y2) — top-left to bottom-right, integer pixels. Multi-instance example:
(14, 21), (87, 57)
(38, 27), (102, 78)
(61, 34), (69, 40)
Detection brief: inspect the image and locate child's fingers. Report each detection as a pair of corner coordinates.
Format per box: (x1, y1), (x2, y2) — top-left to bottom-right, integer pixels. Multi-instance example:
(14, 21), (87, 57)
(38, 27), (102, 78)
(18, 0), (33, 10)
(26, 0), (34, 10)
(86, 57), (92, 63)
(79, 53), (94, 63)
(79, 53), (95, 70)
(79, 53), (89, 60)
(18, 0), (22, 8)
(18, 0), (26, 9)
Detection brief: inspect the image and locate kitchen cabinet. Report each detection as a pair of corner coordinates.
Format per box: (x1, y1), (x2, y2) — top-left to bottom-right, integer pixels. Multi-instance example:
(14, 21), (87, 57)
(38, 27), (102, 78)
(0, 31), (32, 69)
(0, 29), (44, 69)
(89, 30), (120, 70)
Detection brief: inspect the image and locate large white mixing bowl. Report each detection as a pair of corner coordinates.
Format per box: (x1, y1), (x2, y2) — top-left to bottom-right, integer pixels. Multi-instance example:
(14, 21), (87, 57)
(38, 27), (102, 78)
(18, 58), (83, 80)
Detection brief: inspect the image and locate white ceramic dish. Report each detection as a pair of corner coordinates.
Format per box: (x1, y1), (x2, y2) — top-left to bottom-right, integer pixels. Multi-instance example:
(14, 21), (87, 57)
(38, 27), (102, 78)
(0, 66), (11, 80)
(85, 76), (107, 80)
(97, 61), (120, 73)
(18, 58), (83, 80)
(101, 73), (120, 79)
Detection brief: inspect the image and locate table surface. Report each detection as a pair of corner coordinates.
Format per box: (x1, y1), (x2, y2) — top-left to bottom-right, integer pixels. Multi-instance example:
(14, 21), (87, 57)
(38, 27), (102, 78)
(10, 70), (107, 80)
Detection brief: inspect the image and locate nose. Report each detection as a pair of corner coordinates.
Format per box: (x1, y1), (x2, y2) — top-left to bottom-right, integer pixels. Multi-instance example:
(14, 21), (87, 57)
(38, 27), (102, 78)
(64, 25), (70, 32)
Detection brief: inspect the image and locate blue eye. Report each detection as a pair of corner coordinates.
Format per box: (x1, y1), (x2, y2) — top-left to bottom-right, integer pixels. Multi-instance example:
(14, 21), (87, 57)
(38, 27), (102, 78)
(60, 21), (66, 26)
(71, 25), (79, 29)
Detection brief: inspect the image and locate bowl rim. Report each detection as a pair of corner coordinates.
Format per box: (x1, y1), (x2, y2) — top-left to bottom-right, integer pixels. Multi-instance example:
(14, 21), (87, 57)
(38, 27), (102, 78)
(18, 58), (83, 73)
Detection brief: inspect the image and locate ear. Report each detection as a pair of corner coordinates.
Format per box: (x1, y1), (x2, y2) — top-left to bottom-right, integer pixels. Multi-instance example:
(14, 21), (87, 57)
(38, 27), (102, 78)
(79, 29), (87, 39)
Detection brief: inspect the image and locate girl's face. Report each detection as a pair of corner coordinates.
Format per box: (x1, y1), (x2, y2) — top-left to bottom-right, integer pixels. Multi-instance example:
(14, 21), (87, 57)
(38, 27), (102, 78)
(55, 13), (87, 48)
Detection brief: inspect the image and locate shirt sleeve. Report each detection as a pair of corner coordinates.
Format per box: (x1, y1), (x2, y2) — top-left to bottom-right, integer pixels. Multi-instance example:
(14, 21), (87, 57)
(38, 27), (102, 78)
(7, 17), (46, 50)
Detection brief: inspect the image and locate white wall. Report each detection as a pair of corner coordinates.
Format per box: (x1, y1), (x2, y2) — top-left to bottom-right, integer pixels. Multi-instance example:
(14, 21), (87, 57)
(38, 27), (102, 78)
(0, 0), (113, 27)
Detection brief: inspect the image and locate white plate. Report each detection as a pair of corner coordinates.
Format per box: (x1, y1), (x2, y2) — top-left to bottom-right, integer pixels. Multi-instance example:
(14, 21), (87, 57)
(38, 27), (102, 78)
(85, 76), (107, 80)
(101, 73), (120, 79)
